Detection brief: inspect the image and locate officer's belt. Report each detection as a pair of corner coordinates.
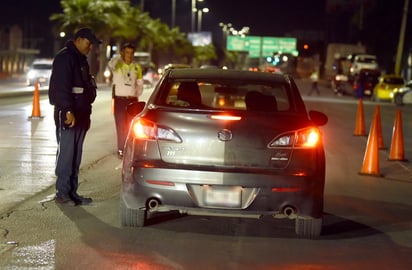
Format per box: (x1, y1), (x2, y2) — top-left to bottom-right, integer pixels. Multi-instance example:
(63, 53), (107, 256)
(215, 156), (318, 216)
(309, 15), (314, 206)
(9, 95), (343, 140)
(72, 87), (84, 94)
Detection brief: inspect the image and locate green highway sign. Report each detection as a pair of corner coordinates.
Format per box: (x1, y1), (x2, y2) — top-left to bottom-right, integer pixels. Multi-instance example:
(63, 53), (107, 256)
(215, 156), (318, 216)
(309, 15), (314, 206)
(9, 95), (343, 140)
(244, 36), (262, 58)
(262, 37), (297, 56)
(226, 36), (247, 51)
(227, 36), (298, 57)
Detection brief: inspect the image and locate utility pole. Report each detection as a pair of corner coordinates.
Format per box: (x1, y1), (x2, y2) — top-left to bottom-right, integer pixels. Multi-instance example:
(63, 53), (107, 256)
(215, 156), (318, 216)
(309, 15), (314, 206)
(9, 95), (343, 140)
(171, 0), (176, 28)
(191, 0), (195, 33)
(395, 0), (409, 75)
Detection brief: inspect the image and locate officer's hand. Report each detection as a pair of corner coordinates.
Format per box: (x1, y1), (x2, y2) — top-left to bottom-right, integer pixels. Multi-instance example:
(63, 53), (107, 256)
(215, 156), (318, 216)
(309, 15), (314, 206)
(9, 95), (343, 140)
(65, 111), (76, 128)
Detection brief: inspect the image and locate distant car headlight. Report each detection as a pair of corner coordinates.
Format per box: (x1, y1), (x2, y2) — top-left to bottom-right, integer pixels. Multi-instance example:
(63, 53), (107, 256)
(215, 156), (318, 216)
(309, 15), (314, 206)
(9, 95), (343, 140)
(27, 70), (36, 79)
(104, 69), (111, 78)
(335, 74), (348, 81)
(396, 87), (406, 93)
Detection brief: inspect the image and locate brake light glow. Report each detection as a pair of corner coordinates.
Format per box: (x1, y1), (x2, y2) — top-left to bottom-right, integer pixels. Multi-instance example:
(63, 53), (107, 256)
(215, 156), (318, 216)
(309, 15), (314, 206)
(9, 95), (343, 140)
(269, 127), (321, 148)
(145, 180), (175, 186)
(132, 118), (182, 142)
(132, 119), (156, 139)
(296, 127), (320, 147)
(210, 115), (242, 121)
(217, 97), (226, 106)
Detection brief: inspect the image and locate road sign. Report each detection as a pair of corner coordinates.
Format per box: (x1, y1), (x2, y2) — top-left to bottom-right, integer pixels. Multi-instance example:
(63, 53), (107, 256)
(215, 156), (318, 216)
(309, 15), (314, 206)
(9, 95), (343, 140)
(226, 36), (247, 51)
(227, 36), (298, 58)
(262, 37), (297, 56)
(244, 36), (261, 58)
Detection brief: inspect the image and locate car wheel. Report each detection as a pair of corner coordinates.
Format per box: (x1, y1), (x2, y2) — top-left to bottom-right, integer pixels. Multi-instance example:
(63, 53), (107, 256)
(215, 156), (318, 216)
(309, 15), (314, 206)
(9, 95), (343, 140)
(394, 94), (403, 106)
(295, 216), (322, 238)
(120, 197), (146, 227)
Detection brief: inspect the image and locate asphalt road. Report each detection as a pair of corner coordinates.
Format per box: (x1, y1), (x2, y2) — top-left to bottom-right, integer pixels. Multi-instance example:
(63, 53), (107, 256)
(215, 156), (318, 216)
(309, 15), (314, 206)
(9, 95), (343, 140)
(0, 78), (411, 269)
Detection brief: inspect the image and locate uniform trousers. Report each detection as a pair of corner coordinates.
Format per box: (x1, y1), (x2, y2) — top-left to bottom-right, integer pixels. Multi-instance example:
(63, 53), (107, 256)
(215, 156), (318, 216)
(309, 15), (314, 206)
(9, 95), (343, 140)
(114, 96), (138, 152)
(55, 124), (87, 198)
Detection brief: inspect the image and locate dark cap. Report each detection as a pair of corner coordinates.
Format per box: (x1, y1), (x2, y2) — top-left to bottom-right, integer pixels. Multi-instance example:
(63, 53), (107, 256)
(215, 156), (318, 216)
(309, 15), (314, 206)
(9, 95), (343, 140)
(74, 28), (102, 45)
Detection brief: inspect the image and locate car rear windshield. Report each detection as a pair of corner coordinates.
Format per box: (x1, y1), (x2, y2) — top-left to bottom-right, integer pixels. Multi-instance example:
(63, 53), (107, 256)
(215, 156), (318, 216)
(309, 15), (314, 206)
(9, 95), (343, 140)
(32, 64), (52, 70)
(357, 57), (377, 64)
(158, 79), (292, 112)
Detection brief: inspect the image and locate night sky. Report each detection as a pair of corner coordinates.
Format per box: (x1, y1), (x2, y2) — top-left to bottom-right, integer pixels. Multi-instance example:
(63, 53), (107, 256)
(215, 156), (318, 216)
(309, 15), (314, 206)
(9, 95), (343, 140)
(2, 0), (326, 34)
(1, 0), (408, 73)
(1, 0), (327, 52)
(138, 0), (327, 36)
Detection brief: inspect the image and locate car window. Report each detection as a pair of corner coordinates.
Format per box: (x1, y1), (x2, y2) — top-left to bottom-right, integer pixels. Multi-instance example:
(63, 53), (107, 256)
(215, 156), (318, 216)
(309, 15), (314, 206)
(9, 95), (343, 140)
(160, 80), (291, 112)
(356, 57), (377, 64)
(383, 77), (404, 84)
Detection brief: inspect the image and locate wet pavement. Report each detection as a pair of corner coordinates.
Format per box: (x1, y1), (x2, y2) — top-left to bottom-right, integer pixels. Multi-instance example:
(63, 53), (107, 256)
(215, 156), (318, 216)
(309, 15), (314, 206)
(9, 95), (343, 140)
(0, 77), (47, 98)
(0, 80), (115, 214)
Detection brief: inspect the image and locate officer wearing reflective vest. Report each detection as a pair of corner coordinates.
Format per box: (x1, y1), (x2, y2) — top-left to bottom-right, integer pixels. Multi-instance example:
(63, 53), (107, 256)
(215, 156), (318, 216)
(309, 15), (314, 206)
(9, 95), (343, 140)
(107, 42), (143, 158)
(48, 27), (101, 205)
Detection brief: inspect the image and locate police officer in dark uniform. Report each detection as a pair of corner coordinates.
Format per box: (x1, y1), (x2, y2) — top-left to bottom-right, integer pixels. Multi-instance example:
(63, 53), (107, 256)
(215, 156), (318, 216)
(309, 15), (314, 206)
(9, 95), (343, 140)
(49, 28), (101, 205)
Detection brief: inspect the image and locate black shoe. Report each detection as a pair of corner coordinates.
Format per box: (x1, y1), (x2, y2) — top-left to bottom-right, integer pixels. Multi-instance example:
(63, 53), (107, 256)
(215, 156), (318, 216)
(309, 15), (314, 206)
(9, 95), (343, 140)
(55, 195), (74, 205)
(71, 194), (93, 206)
(117, 150), (123, 159)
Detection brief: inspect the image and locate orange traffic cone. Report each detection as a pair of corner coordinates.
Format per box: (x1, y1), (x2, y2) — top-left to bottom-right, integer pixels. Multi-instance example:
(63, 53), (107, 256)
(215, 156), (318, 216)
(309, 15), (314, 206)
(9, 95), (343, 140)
(359, 110), (382, 177)
(388, 109), (408, 161)
(374, 105), (386, 149)
(29, 81), (43, 119)
(354, 99), (366, 136)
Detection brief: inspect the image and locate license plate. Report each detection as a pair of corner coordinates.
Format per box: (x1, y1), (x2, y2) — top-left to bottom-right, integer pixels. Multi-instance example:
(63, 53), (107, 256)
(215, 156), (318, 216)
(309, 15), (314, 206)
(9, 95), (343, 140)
(204, 187), (241, 207)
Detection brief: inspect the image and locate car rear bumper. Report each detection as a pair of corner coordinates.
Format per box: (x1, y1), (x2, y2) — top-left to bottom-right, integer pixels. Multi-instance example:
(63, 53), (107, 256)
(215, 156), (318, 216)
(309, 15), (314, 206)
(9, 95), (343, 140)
(121, 166), (324, 219)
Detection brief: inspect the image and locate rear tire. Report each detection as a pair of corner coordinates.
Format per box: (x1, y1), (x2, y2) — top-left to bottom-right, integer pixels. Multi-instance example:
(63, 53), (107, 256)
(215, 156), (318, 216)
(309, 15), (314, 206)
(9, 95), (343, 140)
(295, 216), (322, 238)
(120, 197), (146, 227)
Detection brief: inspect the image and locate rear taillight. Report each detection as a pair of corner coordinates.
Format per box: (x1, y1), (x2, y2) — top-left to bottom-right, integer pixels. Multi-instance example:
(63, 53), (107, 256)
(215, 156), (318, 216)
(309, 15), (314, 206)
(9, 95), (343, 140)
(295, 127), (320, 147)
(269, 127), (321, 148)
(210, 114), (242, 121)
(131, 118), (182, 142)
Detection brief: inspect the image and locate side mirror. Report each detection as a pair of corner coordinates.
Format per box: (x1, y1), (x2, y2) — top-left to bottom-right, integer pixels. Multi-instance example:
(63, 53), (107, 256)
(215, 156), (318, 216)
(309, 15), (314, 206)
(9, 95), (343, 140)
(309, 110), (328, 126)
(126, 101), (146, 117)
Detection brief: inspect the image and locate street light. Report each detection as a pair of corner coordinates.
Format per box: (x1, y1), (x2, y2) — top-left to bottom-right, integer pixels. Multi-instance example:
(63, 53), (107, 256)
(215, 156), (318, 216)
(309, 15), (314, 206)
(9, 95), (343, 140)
(197, 7), (209, 32)
(191, 0), (204, 32)
(219, 23), (250, 49)
(219, 22), (232, 50)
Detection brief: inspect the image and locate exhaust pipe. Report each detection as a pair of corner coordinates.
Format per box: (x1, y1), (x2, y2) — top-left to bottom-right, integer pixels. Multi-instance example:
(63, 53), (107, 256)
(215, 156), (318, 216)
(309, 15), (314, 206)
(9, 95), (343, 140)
(283, 206), (297, 218)
(147, 198), (160, 210)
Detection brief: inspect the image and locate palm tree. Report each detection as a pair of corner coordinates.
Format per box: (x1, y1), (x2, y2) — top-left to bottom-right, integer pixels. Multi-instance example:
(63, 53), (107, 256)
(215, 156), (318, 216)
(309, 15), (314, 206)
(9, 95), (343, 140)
(50, 0), (131, 80)
(50, 0), (207, 77)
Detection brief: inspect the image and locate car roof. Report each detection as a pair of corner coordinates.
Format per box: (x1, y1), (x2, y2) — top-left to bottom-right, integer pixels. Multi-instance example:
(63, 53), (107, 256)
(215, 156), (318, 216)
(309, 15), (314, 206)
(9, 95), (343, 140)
(166, 68), (290, 83)
(354, 54), (377, 59)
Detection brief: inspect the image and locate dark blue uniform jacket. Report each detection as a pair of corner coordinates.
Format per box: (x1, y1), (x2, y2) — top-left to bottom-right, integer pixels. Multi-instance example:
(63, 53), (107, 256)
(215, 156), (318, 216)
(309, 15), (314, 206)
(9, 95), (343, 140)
(49, 40), (97, 129)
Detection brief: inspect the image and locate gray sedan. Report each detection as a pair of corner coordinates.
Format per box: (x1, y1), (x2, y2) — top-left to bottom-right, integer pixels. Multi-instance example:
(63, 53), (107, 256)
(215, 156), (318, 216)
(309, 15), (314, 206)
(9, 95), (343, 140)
(120, 68), (328, 238)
